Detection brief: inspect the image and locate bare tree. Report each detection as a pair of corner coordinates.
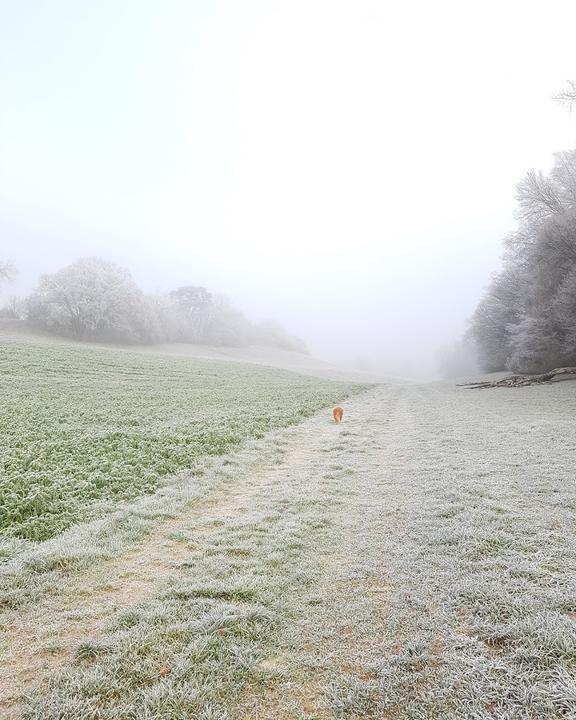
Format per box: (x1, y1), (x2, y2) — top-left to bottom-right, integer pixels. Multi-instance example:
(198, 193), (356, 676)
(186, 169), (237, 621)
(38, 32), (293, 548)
(553, 80), (576, 112)
(0, 261), (16, 285)
(0, 296), (25, 319)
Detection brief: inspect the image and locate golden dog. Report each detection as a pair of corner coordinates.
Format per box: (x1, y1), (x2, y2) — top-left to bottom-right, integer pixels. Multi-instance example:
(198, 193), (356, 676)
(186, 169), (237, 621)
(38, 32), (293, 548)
(332, 406), (344, 423)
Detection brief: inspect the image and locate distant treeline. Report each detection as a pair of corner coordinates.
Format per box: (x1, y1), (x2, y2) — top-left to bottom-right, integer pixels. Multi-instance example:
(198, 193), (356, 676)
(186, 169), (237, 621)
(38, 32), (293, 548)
(469, 149), (576, 373)
(0, 257), (306, 352)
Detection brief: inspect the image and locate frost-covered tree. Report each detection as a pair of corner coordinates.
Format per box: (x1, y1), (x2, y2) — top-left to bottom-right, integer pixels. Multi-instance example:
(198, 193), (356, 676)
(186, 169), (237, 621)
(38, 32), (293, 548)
(203, 295), (253, 346)
(28, 257), (154, 342)
(0, 296), (25, 319)
(168, 286), (213, 342)
(24, 259), (307, 351)
(0, 262), (18, 317)
(470, 149), (576, 372)
(469, 263), (527, 372)
(553, 80), (576, 112)
(0, 261), (15, 285)
(169, 286), (212, 312)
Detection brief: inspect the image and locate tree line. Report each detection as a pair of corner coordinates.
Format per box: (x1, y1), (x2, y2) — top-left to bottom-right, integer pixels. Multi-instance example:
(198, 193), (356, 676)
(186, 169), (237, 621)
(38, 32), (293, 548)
(0, 257), (306, 352)
(469, 148), (576, 373)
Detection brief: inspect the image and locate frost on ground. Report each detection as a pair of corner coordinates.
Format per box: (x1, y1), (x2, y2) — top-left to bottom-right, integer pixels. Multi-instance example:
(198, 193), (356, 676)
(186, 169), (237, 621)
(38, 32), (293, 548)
(1, 379), (575, 718)
(0, 333), (363, 542)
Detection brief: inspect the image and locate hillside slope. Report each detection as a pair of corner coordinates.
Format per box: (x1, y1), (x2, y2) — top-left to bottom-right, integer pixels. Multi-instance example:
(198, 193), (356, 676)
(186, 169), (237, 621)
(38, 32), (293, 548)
(0, 320), (395, 383)
(0, 323), (366, 542)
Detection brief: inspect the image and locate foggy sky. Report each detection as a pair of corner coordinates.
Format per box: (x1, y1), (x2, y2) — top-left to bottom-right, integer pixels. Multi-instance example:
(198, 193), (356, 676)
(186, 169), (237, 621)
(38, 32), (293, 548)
(1, 0), (576, 377)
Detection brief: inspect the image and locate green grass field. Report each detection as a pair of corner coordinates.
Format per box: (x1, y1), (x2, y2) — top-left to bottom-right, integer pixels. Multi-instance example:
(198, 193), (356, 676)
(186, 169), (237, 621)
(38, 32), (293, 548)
(0, 336), (364, 541)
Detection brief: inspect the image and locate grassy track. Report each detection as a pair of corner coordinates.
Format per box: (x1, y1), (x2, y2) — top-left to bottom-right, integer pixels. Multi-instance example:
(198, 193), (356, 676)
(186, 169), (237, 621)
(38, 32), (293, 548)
(0, 336), (364, 541)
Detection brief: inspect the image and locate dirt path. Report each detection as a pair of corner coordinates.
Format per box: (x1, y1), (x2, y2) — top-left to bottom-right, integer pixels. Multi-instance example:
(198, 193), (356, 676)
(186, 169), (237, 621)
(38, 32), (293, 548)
(4, 382), (576, 719)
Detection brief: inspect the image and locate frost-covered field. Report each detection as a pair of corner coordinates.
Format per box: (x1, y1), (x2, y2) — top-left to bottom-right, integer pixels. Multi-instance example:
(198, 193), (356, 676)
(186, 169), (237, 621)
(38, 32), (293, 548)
(2, 355), (576, 718)
(0, 332), (363, 542)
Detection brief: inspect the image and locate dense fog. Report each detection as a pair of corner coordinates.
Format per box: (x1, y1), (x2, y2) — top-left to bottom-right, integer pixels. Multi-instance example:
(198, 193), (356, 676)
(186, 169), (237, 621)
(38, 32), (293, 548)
(2, 1), (576, 378)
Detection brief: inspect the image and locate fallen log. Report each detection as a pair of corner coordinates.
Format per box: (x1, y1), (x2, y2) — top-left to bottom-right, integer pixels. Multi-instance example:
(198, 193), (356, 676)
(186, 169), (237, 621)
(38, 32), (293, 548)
(458, 367), (576, 389)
